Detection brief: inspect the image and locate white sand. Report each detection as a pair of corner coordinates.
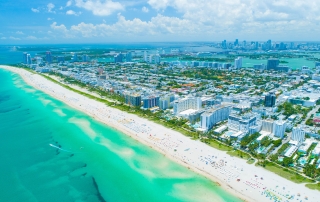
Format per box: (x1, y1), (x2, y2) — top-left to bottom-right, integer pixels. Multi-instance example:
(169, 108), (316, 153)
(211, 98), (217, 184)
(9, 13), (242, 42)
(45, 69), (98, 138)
(2, 65), (319, 202)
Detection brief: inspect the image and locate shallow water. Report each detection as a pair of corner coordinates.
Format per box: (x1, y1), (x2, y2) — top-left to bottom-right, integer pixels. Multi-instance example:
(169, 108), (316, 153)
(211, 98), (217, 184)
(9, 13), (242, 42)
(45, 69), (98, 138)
(0, 69), (242, 202)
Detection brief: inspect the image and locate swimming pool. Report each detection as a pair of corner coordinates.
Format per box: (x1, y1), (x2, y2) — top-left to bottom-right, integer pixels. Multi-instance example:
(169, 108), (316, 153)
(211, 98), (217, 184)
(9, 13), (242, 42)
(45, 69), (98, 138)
(225, 131), (234, 137)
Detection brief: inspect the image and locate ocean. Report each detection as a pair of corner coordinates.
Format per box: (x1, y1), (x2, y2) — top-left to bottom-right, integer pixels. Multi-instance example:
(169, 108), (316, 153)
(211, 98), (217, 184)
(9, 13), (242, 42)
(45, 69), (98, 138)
(0, 69), (242, 201)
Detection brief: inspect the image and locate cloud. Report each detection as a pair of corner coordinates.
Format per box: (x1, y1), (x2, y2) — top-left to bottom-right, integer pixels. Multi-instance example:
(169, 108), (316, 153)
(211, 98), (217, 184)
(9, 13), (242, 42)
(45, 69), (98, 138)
(49, 0), (320, 41)
(47, 3), (55, 13)
(31, 8), (40, 13)
(145, 0), (320, 38)
(75, 0), (124, 16)
(51, 22), (74, 38)
(66, 10), (82, 16)
(26, 36), (37, 40)
(147, 0), (169, 10)
(50, 14), (192, 39)
(142, 6), (149, 13)
(1, 37), (6, 40)
(16, 31), (24, 35)
(47, 18), (54, 21)
(9, 36), (21, 40)
(66, 0), (72, 7)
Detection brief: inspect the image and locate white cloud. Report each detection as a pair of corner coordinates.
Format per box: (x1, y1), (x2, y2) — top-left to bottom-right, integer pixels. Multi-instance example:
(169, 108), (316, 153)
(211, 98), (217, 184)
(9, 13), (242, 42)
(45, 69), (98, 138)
(66, 10), (82, 16)
(31, 8), (39, 13)
(49, 0), (320, 41)
(16, 31), (24, 35)
(147, 0), (169, 10)
(51, 22), (74, 38)
(47, 3), (55, 13)
(26, 36), (37, 40)
(50, 14), (192, 39)
(145, 0), (320, 38)
(9, 36), (21, 40)
(75, 0), (124, 16)
(47, 18), (54, 21)
(66, 0), (72, 7)
(142, 6), (149, 13)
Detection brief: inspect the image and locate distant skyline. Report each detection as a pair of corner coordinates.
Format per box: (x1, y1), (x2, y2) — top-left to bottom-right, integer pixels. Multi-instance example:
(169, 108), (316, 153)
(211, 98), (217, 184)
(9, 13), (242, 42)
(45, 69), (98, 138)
(1, 0), (320, 44)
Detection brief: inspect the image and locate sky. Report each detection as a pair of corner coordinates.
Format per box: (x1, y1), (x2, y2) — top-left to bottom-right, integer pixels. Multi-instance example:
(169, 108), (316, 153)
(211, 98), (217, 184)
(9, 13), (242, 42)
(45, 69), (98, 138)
(0, 0), (320, 44)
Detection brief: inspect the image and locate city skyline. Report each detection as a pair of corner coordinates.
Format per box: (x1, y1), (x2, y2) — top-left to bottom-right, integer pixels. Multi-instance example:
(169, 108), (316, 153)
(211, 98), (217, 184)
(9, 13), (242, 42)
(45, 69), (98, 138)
(1, 0), (320, 44)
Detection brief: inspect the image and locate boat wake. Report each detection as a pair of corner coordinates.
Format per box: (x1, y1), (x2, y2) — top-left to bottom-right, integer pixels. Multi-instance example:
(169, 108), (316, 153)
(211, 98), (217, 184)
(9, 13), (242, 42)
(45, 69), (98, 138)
(49, 144), (72, 152)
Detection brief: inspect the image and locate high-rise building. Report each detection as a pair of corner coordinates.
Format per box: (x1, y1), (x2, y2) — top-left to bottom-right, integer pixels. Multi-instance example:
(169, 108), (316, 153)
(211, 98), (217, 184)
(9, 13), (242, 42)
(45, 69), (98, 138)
(221, 40), (227, 49)
(264, 92), (276, 107)
(261, 119), (274, 133)
(200, 105), (231, 131)
(148, 54), (161, 64)
(23, 52), (28, 64)
(227, 114), (257, 132)
(255, 42), (259, 50)
(234, 39), (239, 46)
(234, 57), (242, 68)
(72, 53), (78, 62)
(143, 96), (160, 109)
(46, 51), (52, 63)
(159, 99), (169, 110)
(125, 93), (141, 107)
(26, 54), (32, 65)
(82, 54), (90, 62)
(144, 51), (148, 62)
(126, 52), (132, 62)
(290, 42), (295, 49)
(243, 40), (246, 47)
(273, 120), (286, 139)
(291, 127), (305, 143)
(114, 53), (123, 63)
(279, 42), (286, 50)
(266, 39), (272, 50)
(267, 58), (279, 70)
(159, 95), (175, 110)
(173, 97), (202, 115)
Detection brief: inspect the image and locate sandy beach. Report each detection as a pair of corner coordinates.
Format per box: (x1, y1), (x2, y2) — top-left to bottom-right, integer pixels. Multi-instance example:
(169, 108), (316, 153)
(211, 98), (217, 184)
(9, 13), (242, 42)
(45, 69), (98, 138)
(1, 65), (319, 202)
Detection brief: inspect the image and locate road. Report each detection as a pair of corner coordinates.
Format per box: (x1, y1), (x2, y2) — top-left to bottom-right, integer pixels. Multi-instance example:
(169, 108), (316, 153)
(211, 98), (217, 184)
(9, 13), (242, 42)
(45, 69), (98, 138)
(305, 105), (320, 124)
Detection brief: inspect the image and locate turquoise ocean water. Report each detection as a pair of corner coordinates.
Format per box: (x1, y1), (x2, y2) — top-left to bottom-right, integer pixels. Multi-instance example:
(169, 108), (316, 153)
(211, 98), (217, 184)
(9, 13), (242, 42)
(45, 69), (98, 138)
(0, 69), (242, 202)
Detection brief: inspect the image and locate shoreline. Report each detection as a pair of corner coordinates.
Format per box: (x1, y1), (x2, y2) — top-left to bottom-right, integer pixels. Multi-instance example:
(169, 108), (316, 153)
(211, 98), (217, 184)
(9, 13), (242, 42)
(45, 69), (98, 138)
(1, 65), (319, 202)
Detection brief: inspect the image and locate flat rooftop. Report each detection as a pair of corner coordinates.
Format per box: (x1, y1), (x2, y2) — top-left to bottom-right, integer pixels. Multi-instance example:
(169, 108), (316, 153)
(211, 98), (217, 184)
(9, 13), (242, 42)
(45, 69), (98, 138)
(179, 109), (198, 115)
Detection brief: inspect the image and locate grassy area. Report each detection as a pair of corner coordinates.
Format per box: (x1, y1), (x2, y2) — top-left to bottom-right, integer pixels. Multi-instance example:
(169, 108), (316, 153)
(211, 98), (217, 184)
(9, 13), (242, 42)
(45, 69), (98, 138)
(305, 183), (320, 191)
(262, 162), (314, 184)
(207, 139), (232, 151)
(247, 158), (256, 164)
(227, 150), (251, 160)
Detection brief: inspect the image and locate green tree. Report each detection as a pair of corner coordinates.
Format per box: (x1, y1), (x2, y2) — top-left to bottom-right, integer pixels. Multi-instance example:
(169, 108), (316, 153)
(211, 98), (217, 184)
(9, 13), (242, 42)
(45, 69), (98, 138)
(282, 157), (293, 167)
(273, 139), (282, 147)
